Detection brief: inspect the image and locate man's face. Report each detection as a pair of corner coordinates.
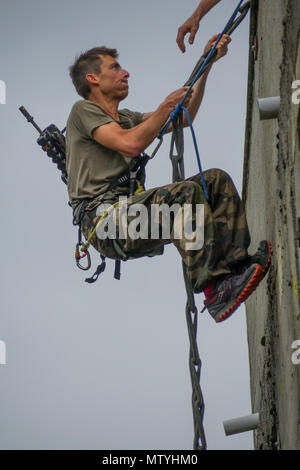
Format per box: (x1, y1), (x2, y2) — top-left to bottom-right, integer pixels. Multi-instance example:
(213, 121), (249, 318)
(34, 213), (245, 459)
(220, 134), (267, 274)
(96, 54), (130, 100)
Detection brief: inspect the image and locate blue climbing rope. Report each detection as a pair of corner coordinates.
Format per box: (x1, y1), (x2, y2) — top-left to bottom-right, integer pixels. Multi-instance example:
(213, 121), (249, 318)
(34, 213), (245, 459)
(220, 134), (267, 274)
(181, 106), (209, 200)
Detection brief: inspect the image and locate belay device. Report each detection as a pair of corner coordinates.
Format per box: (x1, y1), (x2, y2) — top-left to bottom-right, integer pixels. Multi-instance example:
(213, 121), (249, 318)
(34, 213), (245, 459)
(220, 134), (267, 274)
(19, 0), (251, 450)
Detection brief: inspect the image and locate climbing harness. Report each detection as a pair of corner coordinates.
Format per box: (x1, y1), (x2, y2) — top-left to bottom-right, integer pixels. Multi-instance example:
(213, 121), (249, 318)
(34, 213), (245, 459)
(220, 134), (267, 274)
(80, 153), (149, 256)
(19, 105), (149, 281)
(19, 0), (250, 451)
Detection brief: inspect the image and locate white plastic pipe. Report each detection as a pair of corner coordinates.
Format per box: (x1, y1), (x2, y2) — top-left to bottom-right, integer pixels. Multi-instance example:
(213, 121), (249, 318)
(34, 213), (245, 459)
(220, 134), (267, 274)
(257, 96), (280, 120)
(223, 413), (260, 436)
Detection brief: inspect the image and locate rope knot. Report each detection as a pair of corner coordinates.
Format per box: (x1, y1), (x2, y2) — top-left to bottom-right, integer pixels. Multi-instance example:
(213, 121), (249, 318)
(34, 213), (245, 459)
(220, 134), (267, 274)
(169, 103), (182, 122)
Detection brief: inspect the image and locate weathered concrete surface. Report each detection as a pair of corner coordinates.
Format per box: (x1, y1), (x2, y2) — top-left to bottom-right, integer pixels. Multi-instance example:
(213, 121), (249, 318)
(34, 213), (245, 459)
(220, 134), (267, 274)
(243, 0), (300, 450)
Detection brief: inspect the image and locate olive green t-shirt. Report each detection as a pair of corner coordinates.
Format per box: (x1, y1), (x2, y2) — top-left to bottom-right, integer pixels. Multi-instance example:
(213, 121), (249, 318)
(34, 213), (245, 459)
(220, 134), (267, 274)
(66, 100), (144, 210)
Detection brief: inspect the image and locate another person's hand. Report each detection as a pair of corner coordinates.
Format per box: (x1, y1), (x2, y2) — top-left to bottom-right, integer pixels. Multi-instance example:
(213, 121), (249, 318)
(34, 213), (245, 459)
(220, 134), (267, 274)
(176, 0), (222, 53)
(176, 13), (200, 53)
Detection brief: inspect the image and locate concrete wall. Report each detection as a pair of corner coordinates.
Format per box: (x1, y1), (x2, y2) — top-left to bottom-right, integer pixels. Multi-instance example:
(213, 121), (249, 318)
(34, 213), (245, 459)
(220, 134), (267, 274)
(243, 0), (300, 450)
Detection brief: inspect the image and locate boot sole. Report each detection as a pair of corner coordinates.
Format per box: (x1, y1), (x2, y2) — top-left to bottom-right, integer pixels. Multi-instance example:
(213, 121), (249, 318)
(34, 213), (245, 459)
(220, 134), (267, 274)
(259, 240), (272, 276)
(215, 240), (273, 323)
(215, 263), (265, 323)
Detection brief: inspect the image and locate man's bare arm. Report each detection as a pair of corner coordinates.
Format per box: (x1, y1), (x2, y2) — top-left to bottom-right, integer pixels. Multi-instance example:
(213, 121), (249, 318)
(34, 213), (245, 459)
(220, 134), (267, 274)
(92, 87), (192, 157)
(93, 34), (229, 157)
(183, 33), (230, 123)
(177, 0), (222, 53)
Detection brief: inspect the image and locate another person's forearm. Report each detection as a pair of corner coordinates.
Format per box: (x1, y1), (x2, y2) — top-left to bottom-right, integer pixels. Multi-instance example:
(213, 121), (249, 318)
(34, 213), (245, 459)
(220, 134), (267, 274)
(194, 0), (222, 21)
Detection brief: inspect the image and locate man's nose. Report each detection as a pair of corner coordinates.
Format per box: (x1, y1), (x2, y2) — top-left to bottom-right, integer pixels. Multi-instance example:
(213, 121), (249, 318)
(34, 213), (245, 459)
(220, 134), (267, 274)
(122, 69), (130, 79)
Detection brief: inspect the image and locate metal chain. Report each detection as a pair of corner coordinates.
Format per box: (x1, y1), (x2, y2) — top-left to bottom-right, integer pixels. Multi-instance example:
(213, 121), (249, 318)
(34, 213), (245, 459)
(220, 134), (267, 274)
(170, 112), (207, 451)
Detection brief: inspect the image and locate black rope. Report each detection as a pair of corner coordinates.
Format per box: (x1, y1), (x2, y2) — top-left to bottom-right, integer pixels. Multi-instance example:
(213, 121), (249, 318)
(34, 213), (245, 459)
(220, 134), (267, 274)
(85, 255), (106, 283)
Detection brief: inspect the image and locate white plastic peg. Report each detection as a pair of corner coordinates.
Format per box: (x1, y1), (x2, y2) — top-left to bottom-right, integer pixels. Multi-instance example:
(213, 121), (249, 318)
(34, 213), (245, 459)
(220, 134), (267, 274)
(223, 413), (260, 436)
(257, 96), (280, 120)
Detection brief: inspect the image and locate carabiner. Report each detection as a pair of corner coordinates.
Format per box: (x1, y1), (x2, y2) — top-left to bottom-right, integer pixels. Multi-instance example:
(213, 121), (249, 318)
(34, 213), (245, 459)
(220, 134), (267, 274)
(75, 243), (92, 271)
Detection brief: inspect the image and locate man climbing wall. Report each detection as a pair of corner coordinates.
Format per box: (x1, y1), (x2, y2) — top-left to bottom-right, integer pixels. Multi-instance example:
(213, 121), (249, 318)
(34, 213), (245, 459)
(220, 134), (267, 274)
(66, 33), (272, 323)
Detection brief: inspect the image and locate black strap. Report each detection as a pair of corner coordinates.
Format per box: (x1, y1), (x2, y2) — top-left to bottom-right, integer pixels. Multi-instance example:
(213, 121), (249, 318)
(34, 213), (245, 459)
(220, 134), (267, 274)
(107, 154), (149, 192)
(72, 199), (92, 227)
(114, 260), (121, 280)
(84, 257), (121, 283)
(85, 255), (107, 284)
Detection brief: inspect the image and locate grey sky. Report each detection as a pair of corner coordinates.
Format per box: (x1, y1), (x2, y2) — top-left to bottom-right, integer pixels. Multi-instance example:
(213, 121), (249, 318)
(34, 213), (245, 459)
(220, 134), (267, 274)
(0, 0), (252, 450)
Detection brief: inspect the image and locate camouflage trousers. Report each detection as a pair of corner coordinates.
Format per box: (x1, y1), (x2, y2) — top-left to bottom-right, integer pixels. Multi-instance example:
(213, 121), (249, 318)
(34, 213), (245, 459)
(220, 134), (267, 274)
(82, 168), (250, 293)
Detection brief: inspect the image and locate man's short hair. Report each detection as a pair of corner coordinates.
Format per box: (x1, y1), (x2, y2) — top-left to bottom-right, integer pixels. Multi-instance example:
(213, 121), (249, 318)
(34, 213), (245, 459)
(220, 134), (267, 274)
(69, 46), (118, 99)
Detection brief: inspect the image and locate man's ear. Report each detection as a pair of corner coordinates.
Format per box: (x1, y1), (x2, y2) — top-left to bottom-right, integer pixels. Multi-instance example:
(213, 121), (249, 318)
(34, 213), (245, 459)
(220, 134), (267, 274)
(86, 73), (99, 85)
